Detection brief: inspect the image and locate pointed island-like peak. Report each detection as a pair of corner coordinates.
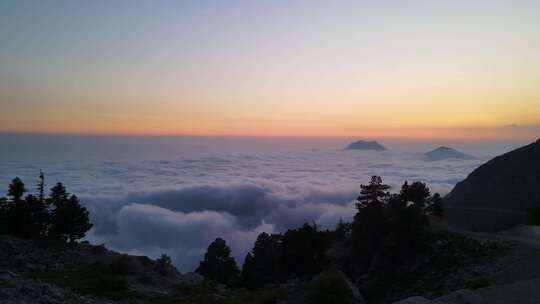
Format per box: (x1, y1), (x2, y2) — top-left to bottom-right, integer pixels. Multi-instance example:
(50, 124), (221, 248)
(345, 140), (387, 151)
(424, 146), (475, 161)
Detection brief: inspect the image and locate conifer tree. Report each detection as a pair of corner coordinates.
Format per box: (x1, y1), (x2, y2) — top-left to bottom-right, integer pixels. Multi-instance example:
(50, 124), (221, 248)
(49, 194), (92, 243)
(7, 177), (27, 236)
(37, 170), (45, 204)
(196, 238), (239, 287)
(8, 177), (26, 202)
(240, 253), (257, 288)
(351, 176), (390, 273)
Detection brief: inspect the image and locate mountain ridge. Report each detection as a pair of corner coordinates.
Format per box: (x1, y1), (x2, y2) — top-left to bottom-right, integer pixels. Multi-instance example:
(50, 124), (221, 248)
(444, 139), (540, 231)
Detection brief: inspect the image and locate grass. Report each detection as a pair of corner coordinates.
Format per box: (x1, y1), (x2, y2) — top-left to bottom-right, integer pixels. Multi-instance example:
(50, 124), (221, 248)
(151, 284), (289, 304)
(31, 262), (131, 300)
(360, 230), (510, 303)
(31, 264), (289, 304)
(464, 278), (492, 290)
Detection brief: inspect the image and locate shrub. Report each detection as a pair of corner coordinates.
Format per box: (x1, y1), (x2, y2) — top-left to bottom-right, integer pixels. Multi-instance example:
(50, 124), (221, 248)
(137, 255), (154, 267)
(527, 206), (540, 225)
(96, 275), (129, 293)
(306, 269), (357, 304)
(110, 254), (131, 274)
(155, 254), (174, 276)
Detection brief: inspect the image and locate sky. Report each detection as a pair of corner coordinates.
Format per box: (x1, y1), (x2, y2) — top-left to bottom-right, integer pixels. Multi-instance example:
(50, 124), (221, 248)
(1, 0), (539, 139)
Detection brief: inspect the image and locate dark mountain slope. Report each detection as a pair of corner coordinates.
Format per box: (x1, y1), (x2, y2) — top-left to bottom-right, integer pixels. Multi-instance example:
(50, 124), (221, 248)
(444, 139), (540, 231)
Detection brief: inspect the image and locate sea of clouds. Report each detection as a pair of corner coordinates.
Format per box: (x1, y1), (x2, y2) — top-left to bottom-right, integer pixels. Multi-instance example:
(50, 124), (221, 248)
(0, 134), (525, 271)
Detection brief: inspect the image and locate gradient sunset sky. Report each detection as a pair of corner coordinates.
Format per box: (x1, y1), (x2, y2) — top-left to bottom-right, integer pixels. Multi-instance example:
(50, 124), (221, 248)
(1, 0), (539, 139)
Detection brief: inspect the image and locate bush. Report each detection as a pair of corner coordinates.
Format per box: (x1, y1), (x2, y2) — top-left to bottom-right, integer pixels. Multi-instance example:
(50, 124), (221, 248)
(465, 278), (492, 290)
(32, 263), (129, 299)
(110, 254), (131, 274)
(307, 269), (357, 304)
(527, 206), (540, 225)
(137, 255), (154, 267)
(196, 238), (239, 286)
(155, 254), (174, 276)
(96, 274), (129, 293)
(90, 244), (107, 255)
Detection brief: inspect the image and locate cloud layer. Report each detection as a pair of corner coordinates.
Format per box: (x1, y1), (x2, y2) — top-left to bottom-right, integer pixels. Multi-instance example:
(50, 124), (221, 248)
(1, 136), (522, 271)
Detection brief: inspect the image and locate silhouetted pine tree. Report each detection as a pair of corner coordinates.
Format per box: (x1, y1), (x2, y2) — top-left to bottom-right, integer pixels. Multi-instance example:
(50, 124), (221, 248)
(334, 218), (351, 239)
(49, 193), (92, 243)
(8, 177), (26, 202)
(6, 177), (27, 236)
(47, 182), (69, 208)
(400, 181), (431, 208)
(20, 194), (49, 239)
(37, 170), (45, 204)
(350, 176), (390, 274)
(427, 193), (444, 219)
(240, 253), (257, 288)
(1, 175), (92, 242)
(0, 197), (8, 234)
(196, 238), (239, 287)
(280, 223), (331, 279)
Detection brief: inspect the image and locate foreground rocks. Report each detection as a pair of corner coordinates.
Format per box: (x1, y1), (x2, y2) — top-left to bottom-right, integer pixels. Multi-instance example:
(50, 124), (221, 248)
(2, 227), (539, 304)
(394, 289), (484, 304)
(0, 270), (107, 304)
(0, 235), (204, 304)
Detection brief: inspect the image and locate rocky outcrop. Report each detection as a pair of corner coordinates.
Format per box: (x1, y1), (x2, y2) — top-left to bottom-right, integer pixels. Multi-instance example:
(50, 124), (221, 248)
(0, 274), (93, 304)
(0, 236), (203, 304)
(393, 289), (485, 304)
(444, 139), (540, 231)
(424, 147), (475, 161)
(345, 140), (387, 151)
(435, 289), (484, 304)
(393, 296), (436, 304)
(309, 269), (366, 304)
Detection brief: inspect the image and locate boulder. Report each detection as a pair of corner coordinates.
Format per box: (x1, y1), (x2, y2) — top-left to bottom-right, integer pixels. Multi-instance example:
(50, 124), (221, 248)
(393, 296), (437, 304)
(393, 289), (485, 304)
(435, 289), (484, 304)
(309, 269), (366, 304)
(177, 272), (204, 287)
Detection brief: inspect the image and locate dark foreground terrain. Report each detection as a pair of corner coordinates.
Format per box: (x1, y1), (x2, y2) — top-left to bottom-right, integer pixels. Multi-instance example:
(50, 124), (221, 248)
(3, 224), (539, 304)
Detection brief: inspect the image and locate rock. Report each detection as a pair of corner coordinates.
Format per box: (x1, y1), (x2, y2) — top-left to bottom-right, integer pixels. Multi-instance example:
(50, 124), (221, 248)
(7, 270), (18, 278)
(345, 140), (387, 151)
(393, 296), (437, 304)
(310, 269), (366, 304)
(435, 289), (485, 304)
(177, 272), (204, 287)
(394, 289), (485, 304)
(342, 273), (364, 303)
(217, 283), (228, 292)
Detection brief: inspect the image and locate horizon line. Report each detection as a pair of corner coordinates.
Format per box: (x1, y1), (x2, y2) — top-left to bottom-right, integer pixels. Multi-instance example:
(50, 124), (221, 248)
(0, 130), (537, 142)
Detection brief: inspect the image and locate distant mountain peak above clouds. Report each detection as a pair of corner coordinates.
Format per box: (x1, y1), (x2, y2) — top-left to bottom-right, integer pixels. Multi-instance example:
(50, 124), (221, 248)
(424, 146), (475, 161)
(345, 140), (387, 151)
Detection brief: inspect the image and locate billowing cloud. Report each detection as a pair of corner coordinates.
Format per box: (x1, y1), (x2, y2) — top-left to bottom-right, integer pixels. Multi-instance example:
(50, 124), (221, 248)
(87, 203), (275, 272)
(84, 182), (358, 271)
(125, 182), (357, 229)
